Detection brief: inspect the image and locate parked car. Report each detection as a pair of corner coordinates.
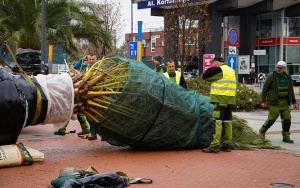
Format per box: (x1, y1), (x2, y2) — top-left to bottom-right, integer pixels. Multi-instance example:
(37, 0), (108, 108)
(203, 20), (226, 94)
(12, 49), (48, 75)
(184, 72), (197, 79)
(291, 74), (300, 86)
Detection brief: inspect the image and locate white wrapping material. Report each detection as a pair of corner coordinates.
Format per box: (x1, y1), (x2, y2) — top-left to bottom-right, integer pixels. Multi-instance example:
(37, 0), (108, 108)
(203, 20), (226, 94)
(34, 73), (74, 124)
(25, 146), (44, 162)
(53, 122), (68, 132)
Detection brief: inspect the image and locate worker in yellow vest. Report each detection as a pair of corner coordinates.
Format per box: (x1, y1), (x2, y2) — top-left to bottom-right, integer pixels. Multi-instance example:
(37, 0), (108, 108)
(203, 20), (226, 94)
(163, 59), (187, 89)
(202, 56), (237, 153)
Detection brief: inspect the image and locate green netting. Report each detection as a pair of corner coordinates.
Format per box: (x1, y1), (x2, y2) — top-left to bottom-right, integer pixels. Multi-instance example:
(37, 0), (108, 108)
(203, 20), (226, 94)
(89, 57), (214, 150)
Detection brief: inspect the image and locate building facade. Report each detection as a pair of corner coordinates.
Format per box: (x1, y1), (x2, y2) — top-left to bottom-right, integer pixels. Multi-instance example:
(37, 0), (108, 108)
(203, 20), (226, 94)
(125, 29), (164, 68)
(130, 0), (300, 82)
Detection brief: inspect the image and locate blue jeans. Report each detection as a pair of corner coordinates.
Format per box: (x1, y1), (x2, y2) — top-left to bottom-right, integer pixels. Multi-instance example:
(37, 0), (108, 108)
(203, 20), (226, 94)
(259, 81), (264, 89)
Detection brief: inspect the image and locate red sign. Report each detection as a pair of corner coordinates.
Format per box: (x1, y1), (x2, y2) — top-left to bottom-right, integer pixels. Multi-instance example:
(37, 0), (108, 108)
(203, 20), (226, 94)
(203, 54), (215, 72)
(284, 37), (300, 45)
(256, 37), (300, 46)
(224, 37), (300, 48)
(224, 40), (240, 47)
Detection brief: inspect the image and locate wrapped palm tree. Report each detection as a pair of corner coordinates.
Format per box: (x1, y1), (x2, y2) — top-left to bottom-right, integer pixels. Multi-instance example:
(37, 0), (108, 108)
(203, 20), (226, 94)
(72, 56), (279, 150)
(72, 57), (214, 150)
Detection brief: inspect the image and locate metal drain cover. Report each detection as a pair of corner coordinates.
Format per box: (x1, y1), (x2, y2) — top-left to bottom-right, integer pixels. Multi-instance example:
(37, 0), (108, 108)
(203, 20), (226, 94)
(28, 139), (43, 142)
(270, 183), (295, 187)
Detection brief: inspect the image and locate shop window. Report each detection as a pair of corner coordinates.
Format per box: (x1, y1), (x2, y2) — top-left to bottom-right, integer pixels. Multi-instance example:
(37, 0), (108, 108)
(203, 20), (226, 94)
(259, 19), (272, 38)
(288, 17), (300, 37)
(286, 45), (300, 66)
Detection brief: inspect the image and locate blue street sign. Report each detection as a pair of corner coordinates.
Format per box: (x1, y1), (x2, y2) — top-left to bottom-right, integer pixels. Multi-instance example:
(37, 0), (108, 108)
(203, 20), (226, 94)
(129, 41), (137, 58)
(228, 56), (237, 70)
(228, 28), (238, 46)
(137, 0), (199, 9)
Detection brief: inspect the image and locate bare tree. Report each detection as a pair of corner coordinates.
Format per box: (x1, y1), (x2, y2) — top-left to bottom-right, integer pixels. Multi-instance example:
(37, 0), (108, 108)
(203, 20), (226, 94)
(80, 0), (125, 58)
(96, 0), (125, 56)
(163, 1), (211, 73)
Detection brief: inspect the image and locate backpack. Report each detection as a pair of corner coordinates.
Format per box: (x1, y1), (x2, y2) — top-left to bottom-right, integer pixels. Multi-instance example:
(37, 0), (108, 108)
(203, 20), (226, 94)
(258, 73), (264, 80)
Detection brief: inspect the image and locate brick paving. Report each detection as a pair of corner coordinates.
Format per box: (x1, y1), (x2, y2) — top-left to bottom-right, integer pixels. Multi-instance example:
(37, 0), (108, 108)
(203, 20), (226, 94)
(0, 121), (299, 188)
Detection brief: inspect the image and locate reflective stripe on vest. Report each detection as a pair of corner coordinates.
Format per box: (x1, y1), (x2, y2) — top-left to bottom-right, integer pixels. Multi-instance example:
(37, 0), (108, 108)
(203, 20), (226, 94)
(164, 71), (181, 84)
(211, 65), (236, 96)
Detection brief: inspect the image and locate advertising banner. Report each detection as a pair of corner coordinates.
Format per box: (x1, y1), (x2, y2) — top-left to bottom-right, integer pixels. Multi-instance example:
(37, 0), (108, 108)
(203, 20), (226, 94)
(203, 54), (215, 72)
(238, 55), (250, 74)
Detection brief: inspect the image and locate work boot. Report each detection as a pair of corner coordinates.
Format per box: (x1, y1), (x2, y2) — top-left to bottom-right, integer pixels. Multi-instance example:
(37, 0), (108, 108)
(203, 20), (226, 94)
(220, 144), (231, 152)
(202, 146), (220, 153)
(77, 130), (90, 136)
(282, 138), (294, 144)
(54, 131), (66, 136)
(88, 135), (97, 140)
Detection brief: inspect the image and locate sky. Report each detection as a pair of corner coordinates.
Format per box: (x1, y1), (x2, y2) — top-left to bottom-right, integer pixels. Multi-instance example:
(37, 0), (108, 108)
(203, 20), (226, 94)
(91, 0), (164, 46)
(118, 0), (164, 33)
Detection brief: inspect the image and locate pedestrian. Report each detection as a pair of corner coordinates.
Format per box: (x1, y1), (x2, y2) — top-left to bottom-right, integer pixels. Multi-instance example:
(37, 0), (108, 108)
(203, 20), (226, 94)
(257, 70), (266, 89)
(202, 56), (237, 153)
(152, 54), (166, 73)
(249, 68), (256, 85)
(163, 59), (187, 89)
(259, 61), (298, 144)
(73, 55), (90, 71)
(73, 54), (98, 71)
(54, 54), (99, 140)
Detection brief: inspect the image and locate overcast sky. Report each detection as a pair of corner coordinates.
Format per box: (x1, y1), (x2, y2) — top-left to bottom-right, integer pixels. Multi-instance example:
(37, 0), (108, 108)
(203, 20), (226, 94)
(119, 1), (164, 33)
(91, 0), (164, 46)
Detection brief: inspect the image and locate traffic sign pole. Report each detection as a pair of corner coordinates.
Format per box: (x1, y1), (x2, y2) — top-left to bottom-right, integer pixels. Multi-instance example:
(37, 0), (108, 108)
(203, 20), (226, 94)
(137, 21), (142, 61)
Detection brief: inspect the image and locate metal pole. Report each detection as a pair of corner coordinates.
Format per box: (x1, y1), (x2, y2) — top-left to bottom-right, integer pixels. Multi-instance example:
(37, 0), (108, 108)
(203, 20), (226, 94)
(41, 0), (46, 73)
(137, 21), (142, 61)
(279, 9), (284, 61)
(131, 0), (133, 41)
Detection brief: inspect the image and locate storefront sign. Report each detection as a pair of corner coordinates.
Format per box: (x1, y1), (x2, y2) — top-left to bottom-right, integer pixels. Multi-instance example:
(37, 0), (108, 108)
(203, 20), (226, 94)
(284, 37), (300, 45)
(256, 37), (300, 46)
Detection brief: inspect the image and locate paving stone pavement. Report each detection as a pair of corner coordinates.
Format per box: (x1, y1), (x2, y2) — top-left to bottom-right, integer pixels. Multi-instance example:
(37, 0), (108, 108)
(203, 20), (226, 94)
(0, 84), (299, 188)
(0, 118), (299, 188)
(241, 85), (300, 155)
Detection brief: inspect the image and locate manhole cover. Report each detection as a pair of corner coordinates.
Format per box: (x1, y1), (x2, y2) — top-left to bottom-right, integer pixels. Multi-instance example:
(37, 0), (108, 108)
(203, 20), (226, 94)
(28, 139), (43, 142)
(33, 134), (43, 136)
(270, 183), (295, 187)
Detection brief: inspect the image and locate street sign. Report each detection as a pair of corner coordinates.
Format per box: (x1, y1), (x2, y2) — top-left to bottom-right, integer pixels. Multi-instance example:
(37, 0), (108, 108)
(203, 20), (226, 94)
(129, 41), (137, 58)
(227, 56), (237, 70)
(228, 46), (236, 55)
(253, 50), (266, 55)
(137, 0), (199, 9)
(228, 28), (238, 46)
